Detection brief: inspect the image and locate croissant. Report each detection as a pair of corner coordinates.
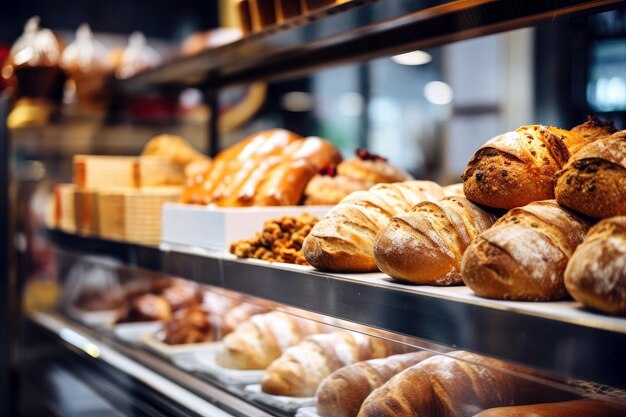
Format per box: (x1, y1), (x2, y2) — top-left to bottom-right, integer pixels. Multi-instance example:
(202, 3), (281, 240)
(358, 351), (572, 417)
(303, 181), (446, 272)
(261, 330), (409, 397)
(316, 351), (435, 417)
(375, 196), (498, 285)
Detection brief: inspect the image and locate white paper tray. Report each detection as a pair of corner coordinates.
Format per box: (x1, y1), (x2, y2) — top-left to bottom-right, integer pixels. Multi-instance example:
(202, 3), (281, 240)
(141, 332), (222, 359)
(112, 321), (163, 344)
(244, 384), (316, 413)
(67, 305), (118, 328)
(172, 348), (265, 385)
(161, 203), (331, 251)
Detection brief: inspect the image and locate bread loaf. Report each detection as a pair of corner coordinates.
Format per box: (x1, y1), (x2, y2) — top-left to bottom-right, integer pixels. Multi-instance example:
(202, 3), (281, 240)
(261, 331), (408, 397)
(222, 303), (270, 335)
(462, 125), (590, 209)
(141, 134), (209, 168)
(218, 311), (324, 369)
(303, 181), (446, 272)
(473, 399), (626, 417)
(564, 216), (626, 315)
(555, 130), (626, 218)
(443, 182), (465, 196)
(461, 200), (590, 300)
(374, 196), (498, 285)
(358, 351), (571, 417)
(316, 351), (435, 417)
(180, 130), (342, 206)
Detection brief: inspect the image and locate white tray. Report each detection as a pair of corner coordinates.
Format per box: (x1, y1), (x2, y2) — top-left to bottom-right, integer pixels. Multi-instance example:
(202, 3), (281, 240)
(141, 332), (222, 359)
(67, 305), (118, 328)
(161, 203), (331, 251)
(172, 349), (265, 385)
(112, 321), (163, 344)
(244, 384), (316, 413)
(296, 407), (321, 417)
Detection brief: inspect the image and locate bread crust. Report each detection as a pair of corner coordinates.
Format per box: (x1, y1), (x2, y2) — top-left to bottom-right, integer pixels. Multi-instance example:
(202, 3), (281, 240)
(304, 175), (374, 206)
(374, 196), (498, 285)
(462, 125), (588, 209)
(337, 157), (413, 184)
(473, 399), (626, 417)
(461, 200), (590, 301)
(564, 216), (626, 315)
(555, 131), (626, 218)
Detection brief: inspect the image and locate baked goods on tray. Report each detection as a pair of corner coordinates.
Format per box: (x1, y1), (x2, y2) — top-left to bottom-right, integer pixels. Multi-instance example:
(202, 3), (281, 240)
(461, 200), (590, 301)
(555, 130), (626, 218)
(374, 196), (498, 285)
(473, 398), (626, 417)
(180, 129), (342, 206)
(157, 305), (219, 345)
(116, 293), (172, 323)
(315, 351), (435, 417)
(303, 181), (446, 272)
(565, 216), (626, 315)
(229, 213), (319, 265)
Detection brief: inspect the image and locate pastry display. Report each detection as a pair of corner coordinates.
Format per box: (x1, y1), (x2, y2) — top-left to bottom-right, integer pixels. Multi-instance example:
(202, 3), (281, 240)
(555, 130), (626, 218)
(161, 283), (202, 311)
(564, 216), (626, 315)
(461, 119), (615, 210)
(218, 311), (325, 370)
(304, 149), (413, 205)
(315, 351), (435, 417)
(222, 303), (270, 335)
(303, 181), (446, 272)
(141, 134), (210, 170)
(461, 200), (590, 301)
(180, 129), (342, 206)
(116, 293), (172, 323)
(261, 330), (410, 397)
(157, 305), (219, 345)
(374, 196), (498, 285)
(229, 213), (319, 265)
(357, 351), (570, 417)
(473, 398), (626, 417)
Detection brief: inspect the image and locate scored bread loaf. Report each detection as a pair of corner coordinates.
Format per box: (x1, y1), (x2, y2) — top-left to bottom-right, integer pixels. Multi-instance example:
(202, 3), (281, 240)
(358, 351), (572, 417)
(564, 216), (626, 315)
(180, 129), (342, 206)
(461, 200), (590, 301)
(222, 303), (270, 336)
(303, 181), (446, 272)
(473, 398), (626, 417)
(462, 124), (597, 209)
(374, 196), (498, 285)
(261, 330), (409, 397)
(316, 351), (435, 417)
(218, 311), (324, 370)
(555, 130), (626, 218)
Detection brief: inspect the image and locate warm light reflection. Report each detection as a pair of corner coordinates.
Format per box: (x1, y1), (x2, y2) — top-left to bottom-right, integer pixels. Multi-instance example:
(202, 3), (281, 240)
(424, 81), (453, 105)
(391, 50), (432, 66)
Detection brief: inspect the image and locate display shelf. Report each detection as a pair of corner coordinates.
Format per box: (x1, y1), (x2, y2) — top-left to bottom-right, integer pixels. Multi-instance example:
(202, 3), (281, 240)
(46, 229), (626, 389)
(117, 0), (622, 92)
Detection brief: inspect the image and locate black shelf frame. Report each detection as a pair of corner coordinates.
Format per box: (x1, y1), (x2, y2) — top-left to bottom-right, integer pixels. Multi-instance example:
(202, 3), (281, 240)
(46, 229), (626, 390)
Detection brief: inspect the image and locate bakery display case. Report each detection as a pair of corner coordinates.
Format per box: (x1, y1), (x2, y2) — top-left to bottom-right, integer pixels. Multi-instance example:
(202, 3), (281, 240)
(2, 1), (626, 417)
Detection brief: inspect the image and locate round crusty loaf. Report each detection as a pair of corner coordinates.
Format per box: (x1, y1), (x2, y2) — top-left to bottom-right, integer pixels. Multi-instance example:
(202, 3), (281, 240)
(462, 125), (588, 209)
(555, 131), (626, 219)
(564, 216), (626, 315)
(374, 196), (498, 285)
(461, 200), (590, 301)
(303, 181), (446, 272)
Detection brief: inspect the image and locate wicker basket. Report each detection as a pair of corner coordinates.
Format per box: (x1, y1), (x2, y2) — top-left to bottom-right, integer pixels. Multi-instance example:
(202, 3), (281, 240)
(74, 155), (183, 188)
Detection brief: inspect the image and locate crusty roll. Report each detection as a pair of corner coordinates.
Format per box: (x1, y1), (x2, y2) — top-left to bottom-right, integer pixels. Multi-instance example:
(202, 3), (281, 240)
(374, 196), (498, 285)
(218, 311), (324, 370)
(261, 331), (408, 397)
(462, 125), (589, 209)
(473, 399), (626, 417)
(570, 115), (617, 140)
(303, 181), (446, 272)
(555, 131), (626, 218)
(336, 154), (412, 185)
(564, 216), (626, 315)
(461, 200), (590, 301)
(316, 351), (435, 417)
(358, 351), (571, 417)
(304, 175), (373, 206)
(142, 134), (209, 167)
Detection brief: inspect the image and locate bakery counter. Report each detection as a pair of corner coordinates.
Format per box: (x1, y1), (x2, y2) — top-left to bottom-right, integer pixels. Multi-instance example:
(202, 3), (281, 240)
(45, 228), (626, 390)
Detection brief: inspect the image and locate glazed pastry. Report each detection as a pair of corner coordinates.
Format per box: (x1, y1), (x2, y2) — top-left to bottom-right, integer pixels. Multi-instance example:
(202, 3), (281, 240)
(158, 305), (219, 345)
(116, 294), (172, 323)
(162, 284), (202, 311)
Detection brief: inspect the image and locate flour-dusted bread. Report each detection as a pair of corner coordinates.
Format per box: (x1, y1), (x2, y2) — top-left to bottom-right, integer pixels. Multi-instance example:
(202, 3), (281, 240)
(303, 181), (446, 272)
(461, 200), (590, 301)
(565, 216), (626, 315)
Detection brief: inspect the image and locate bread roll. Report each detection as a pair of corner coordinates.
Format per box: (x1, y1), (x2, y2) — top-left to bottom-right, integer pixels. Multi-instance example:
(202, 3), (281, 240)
(261, 331), (408, 397)
(141, 134), (209, 167)
(473, 399), (626, 417)
(462, 125), (589, 209)
(337, 152), (412, 185)
(316, 351), (435, 417)
(570, 115), (617, 140)
(304, 174), (373, 206)
(375, 196), (498, 285)
(218, 311), (323, 370)
(358, 351), (571, 417)
(555, 130), (626, 218)
(461, 200), (590, 301)
(564, 216), (626, 315)
(303, 181), (446, 272)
